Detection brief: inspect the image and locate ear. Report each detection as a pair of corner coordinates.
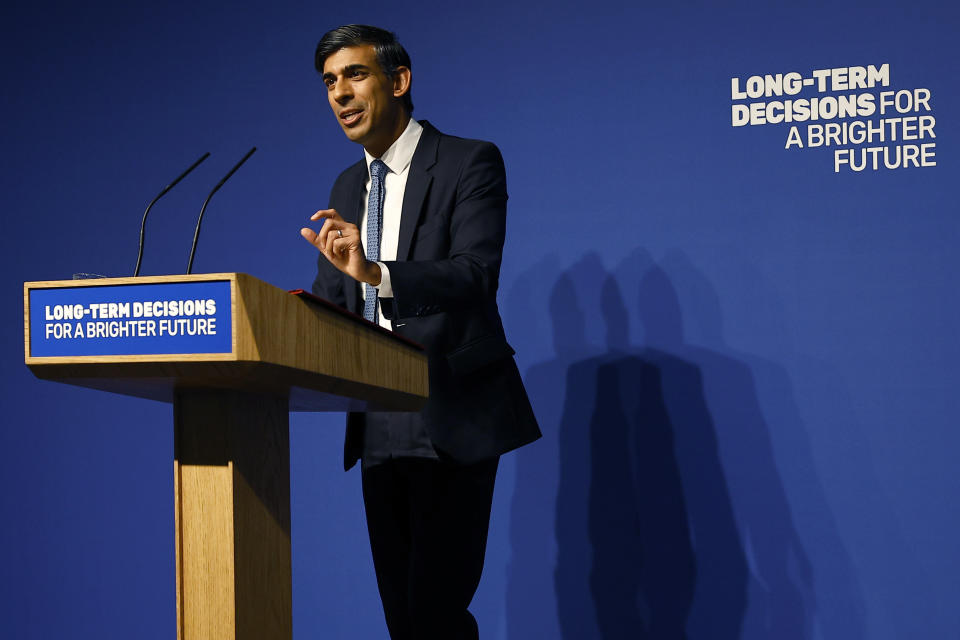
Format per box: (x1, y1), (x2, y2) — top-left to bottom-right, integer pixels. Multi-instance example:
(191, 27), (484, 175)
(392, 66), (411, 101)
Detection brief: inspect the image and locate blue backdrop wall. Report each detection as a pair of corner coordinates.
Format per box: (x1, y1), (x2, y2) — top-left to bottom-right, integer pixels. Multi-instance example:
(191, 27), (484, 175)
(2, 1), (957, 638)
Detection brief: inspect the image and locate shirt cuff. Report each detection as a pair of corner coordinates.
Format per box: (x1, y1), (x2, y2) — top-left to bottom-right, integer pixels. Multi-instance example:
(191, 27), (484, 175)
(375, 262), (393, 297)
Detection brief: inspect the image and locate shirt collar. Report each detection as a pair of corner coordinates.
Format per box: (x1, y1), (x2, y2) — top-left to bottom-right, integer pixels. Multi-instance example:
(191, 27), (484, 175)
(364, 118), (423, 178)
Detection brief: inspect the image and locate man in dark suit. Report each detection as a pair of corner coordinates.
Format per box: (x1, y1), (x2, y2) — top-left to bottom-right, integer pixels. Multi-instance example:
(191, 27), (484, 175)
(300, 25), (540, 639)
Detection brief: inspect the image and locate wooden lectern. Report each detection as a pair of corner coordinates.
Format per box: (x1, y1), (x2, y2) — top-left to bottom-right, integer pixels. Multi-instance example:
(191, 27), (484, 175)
(24, 273), (427, 639)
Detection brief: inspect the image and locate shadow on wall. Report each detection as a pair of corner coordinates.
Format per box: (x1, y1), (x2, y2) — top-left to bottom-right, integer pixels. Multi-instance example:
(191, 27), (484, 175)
(505, 249), (861, 639)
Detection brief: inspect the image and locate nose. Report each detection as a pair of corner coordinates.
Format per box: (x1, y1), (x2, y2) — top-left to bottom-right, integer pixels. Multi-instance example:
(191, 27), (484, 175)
(331, 78), (352, 105)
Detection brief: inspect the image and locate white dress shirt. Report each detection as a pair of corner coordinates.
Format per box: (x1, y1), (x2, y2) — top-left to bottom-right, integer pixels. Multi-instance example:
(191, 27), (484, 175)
(360, 118), (423, 329)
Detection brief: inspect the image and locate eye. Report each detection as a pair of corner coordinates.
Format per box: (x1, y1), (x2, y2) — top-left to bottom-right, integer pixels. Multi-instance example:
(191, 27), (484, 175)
(349, 69), (368, 80)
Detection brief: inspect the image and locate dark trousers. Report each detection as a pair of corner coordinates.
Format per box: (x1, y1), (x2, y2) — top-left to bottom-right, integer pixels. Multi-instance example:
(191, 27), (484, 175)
(361, 456), (499, 640)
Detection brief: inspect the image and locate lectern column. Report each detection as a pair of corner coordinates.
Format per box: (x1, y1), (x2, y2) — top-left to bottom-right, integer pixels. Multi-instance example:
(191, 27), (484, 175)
(173, 389), (292, 640)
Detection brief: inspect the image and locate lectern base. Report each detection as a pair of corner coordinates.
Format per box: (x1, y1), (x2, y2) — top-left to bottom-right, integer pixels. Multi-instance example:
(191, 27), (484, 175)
(174, 389), (292, 640)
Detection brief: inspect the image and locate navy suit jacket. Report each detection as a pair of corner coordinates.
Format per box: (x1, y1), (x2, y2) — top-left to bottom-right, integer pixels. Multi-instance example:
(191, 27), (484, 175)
(312, 121), (541, 470)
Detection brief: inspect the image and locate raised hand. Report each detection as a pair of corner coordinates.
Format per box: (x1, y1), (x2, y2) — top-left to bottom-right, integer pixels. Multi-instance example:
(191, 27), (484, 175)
(301, 208), (381, 286)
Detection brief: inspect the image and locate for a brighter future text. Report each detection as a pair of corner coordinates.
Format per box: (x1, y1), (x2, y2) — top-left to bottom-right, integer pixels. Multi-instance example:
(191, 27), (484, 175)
(729, 64), (937, 173)
(42, 298), (219, 341)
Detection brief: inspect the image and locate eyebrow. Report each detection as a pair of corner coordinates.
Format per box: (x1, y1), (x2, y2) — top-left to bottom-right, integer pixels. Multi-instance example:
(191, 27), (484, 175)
(322, 63), (371, 81)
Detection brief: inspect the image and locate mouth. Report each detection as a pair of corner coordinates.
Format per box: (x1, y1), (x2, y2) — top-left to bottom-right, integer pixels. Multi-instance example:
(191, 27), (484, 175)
(339, 108), (364, 127)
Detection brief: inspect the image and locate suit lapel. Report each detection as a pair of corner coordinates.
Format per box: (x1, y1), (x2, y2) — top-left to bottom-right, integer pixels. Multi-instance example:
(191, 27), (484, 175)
(340, 160), (366, 315)
(397, 121), (440, 261)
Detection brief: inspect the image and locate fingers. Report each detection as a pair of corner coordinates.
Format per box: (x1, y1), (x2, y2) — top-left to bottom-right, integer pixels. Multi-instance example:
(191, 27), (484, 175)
(301, 224), (336, 253)
(300, 225), (334, 252)
(329, 236), (358, 257)
(303, 217), (361, 254)
(300, 227), (318, 244)
(317, 220), (350, 253)
(324, 227), (361, 256)
(310, 208), (343, 222)
(303, 209), (366, 276)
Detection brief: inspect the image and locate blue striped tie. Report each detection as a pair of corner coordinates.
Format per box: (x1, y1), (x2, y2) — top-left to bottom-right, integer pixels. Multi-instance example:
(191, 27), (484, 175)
(364, 159), (389, 323)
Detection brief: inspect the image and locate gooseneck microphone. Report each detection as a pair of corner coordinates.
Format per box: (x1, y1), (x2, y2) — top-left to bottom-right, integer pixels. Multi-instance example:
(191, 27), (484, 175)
(186, 147), (257, 274)
(133, 152), (211, 277)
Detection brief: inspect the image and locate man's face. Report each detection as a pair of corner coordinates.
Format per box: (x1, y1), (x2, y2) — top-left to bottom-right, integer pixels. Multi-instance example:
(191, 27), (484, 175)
(321, 44), (409, 156)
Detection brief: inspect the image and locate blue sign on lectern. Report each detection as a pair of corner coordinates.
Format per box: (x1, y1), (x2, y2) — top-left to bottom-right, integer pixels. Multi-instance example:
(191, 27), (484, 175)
(29, 280), (233, 357)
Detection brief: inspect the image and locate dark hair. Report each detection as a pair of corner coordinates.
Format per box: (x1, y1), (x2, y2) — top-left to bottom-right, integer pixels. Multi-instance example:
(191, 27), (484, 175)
(315, 24), (414, 114)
